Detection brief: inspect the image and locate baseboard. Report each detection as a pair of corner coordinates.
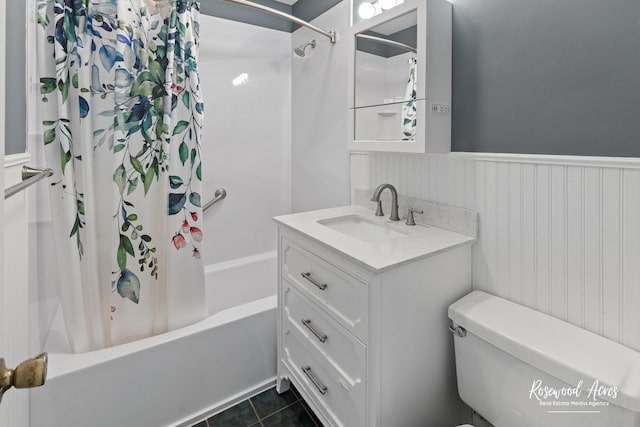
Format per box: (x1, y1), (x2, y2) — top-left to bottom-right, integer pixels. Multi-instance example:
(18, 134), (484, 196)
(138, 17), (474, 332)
(173, 377), (277, 427)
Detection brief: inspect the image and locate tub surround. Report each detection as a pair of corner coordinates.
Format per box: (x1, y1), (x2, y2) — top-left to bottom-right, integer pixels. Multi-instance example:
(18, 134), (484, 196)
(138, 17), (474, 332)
(275, 201), (476, 426)
(273, 204), (476, 272)
(199, 13), (291, 266)
(291, 1), (350, 213)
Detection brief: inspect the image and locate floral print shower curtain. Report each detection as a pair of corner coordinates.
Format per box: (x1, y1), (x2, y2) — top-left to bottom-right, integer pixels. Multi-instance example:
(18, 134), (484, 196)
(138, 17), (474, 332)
(401, 56), (417, 140)
(36, 0), (208, 352)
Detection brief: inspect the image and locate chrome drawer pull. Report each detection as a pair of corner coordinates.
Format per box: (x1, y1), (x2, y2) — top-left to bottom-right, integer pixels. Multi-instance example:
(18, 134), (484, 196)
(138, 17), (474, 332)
(301, 319), (328, 343)
(301, 365), (327, 395)
(301, 272), (327, 291)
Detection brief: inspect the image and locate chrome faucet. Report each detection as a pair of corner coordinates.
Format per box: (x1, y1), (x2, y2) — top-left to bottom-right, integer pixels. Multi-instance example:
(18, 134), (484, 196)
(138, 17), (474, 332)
(371, 184), (400, 221)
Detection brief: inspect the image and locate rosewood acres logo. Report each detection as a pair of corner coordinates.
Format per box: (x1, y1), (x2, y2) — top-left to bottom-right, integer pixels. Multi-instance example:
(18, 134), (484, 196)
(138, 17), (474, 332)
(528, 379), (620, 413)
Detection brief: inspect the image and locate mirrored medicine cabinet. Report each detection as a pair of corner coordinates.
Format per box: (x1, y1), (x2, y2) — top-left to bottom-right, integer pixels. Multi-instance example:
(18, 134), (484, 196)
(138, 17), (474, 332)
(347, 0), (452, 153)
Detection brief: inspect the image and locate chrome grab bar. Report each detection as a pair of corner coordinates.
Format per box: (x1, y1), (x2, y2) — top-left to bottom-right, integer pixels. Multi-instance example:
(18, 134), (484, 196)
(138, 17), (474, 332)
(301, 319), (328, 343)
(301, 272), (327, 291)
(301, 365), (327, 395)
(4, 166), (54, 200)
(203, 188), (227, 213)
(223, 0), (337, 43)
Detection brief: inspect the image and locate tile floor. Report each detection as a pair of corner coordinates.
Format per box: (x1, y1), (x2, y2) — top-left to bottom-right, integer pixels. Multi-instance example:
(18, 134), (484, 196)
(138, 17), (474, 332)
(191, 385), (323, 427)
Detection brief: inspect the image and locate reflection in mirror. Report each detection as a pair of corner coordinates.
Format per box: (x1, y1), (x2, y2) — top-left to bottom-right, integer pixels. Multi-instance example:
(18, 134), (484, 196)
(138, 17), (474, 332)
(356, 34), (416, 55)
(354, 10), (418, 141)
(355, 100), (424, 141)
(355, 11), (417, 108)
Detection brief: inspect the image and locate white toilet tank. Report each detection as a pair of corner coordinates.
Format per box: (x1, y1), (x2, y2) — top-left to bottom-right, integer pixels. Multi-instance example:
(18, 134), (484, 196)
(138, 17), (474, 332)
(448, 291), (640, 427)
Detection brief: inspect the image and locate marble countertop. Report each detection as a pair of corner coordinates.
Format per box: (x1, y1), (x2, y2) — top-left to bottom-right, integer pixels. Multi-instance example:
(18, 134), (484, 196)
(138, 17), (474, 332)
(273, 205), (475, 273)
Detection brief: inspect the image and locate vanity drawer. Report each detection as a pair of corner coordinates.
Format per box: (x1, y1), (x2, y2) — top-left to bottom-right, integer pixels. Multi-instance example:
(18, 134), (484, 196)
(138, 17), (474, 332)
(282, 325), (366, 427)
(281, 238), (368, 341)
(282, 280), (366, 385)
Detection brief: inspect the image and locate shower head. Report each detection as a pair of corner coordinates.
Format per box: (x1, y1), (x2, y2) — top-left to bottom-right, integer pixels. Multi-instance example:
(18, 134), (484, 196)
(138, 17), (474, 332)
(294, 40), (316, 57)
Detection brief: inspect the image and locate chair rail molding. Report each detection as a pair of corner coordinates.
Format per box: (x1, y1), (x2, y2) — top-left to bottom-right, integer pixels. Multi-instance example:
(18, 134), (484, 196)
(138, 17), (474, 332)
(439, 152), (640, 169)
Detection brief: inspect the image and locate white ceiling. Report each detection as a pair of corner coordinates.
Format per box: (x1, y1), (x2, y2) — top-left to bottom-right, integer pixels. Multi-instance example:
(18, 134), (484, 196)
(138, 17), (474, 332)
(273, 0), (299, 5)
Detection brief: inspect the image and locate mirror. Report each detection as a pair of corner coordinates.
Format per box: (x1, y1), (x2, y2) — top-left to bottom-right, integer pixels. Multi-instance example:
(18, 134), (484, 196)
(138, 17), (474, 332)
(354, 11), (419, 142)
(354, 11), (418, 109)
(348, 0), (451, 153)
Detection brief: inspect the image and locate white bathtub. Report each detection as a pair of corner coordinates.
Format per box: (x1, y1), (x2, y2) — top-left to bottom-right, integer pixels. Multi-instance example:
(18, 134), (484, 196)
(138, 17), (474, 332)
(30, 252), (278, 427)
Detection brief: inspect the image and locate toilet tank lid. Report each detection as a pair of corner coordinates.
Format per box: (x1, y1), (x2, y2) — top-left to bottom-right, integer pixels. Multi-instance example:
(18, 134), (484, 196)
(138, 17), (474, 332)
(449, 291), (640, 413)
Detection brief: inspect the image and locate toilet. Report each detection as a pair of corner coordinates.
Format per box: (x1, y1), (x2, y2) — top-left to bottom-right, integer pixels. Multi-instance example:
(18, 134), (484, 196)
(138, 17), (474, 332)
(448, 291), (640, 427)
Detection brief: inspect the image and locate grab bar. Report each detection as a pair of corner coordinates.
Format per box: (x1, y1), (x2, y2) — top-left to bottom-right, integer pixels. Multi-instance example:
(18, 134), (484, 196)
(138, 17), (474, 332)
(4, 166), (54, 200)
(203, 188), (227, 213)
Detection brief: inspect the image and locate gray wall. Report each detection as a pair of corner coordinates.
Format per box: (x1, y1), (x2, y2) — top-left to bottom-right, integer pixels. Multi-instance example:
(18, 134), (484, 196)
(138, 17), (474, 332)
(452, 0), (640, 156)
(292, 0), (341, 30)
(19, 1), (639, 157)
(200, 0), (293, 32)
(5, 0), (26, 155)
(199, 0), (341, 33)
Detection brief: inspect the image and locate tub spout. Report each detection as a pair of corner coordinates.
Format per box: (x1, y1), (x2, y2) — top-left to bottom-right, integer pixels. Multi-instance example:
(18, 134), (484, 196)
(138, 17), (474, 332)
(0, 352), (48, 403)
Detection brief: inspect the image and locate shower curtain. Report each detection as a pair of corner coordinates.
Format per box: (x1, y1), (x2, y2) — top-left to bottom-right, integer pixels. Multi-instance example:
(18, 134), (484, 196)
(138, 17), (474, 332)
(401, 56), (417, 140)
(36, 0), (208, 352)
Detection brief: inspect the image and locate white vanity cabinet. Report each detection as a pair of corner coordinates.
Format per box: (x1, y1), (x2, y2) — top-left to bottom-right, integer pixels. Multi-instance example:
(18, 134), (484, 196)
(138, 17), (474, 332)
(275, 207), (475, 427)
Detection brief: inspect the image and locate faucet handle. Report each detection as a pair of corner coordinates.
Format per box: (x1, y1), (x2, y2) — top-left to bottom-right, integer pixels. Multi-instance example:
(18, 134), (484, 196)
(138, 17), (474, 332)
(374, 200), (384, 216)
(406, 207), (423, 226)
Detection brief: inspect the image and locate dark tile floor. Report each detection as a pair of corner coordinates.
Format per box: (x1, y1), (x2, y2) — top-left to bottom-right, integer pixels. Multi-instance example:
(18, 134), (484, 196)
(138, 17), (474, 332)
(192, 385), (323, 427)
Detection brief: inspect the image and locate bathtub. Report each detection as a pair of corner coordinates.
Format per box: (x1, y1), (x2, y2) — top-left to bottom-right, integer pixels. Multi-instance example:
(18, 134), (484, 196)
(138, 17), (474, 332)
(30, 251), (278, 427)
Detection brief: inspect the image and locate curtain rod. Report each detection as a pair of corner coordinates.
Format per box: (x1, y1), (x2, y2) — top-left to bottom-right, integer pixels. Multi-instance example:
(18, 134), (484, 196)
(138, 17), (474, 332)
(5, 166), (53, 200)
(357, 33), (417, 54)
(221, 0), (337, 43)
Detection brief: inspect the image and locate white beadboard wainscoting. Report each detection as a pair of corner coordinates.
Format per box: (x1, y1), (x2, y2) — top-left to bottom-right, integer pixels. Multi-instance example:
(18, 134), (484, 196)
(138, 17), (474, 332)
(350, 152), (640, 352)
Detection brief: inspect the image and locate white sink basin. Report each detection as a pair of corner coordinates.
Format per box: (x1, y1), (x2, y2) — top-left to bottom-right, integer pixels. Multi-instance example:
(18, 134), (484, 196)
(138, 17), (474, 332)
(317, 214), (411, 244)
